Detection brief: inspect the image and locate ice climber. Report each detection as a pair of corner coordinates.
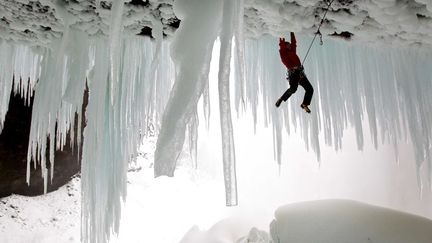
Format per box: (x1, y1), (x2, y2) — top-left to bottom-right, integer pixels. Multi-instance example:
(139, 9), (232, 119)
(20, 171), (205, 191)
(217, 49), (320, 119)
(275, 32), (313, 113)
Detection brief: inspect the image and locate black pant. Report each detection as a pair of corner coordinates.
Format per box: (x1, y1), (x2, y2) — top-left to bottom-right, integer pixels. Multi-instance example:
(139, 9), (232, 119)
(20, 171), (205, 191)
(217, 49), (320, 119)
(280, 68), (313, 106)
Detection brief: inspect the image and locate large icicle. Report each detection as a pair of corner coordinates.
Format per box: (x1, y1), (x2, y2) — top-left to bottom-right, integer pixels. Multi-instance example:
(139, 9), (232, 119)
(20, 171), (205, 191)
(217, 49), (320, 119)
(0, 42), (41, 133)
(81, 36), (174, 243)
(81, 39), (113, 243)
(26, 0), (88, 192)
(108, 0), (124, 106)
(26, 39), (78, 191)
(0, 41), (15, 134)
(218, 0), (238, 206)
(81, 1), (127, 242)
(234, 0), (246, 115)
(154, 0), (222, 177)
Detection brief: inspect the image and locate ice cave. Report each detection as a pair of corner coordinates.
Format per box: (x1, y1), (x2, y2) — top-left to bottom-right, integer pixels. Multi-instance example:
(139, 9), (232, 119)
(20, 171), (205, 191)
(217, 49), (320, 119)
(1, 0), (432, 242)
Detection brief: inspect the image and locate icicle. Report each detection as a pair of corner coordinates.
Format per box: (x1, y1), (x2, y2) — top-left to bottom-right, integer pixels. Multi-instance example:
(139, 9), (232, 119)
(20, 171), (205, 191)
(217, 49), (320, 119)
(0, 42), (14, 134)
(145, 17), (163, 127)
(26, 37), (69, 190)
(1, 42), (42, 133)
(243, 39), (260, 133)
(234, 0), (246, 115)
(1, 6), (174, 243)
(154, 0), (222, 177)
(203, 82), (211, 130)
(25, 0), (91, 188)
(108, 0), (125, 106)
(81, 1), (139, 242)
(81, 39), (112, 243)
(218, 0), (238, 206)
(188, 111), (199, 168)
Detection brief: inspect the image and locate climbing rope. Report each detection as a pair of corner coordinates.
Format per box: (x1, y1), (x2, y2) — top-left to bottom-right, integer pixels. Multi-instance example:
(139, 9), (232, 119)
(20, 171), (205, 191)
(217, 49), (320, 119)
(301, 0), (335, 66)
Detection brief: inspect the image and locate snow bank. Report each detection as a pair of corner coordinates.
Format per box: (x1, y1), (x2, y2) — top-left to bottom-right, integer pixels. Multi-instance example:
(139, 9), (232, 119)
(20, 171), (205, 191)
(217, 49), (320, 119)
(270, 199), (432, 243)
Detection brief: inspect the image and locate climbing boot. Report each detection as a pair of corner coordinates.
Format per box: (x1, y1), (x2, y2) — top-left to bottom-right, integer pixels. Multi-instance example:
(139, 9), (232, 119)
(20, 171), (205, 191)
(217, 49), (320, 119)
(300, 104), (311, 113)
(275, 98), (283, 108)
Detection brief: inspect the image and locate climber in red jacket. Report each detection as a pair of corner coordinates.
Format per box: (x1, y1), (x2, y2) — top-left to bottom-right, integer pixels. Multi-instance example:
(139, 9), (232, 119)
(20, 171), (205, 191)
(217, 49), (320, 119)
(275, 32), (313, 113)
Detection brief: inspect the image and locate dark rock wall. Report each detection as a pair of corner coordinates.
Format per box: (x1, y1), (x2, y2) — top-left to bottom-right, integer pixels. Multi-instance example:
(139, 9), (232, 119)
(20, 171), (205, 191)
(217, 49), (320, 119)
(0, 92), (81, 198)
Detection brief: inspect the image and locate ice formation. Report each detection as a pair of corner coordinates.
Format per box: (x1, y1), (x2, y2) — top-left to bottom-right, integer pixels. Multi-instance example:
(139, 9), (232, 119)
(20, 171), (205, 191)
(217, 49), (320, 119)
(153, 0), (221, 177)
(2, 0), (432, 48)
(1, 0), (432, 242)
(240, 35), (432, 187)
(0, 22), (173, 243)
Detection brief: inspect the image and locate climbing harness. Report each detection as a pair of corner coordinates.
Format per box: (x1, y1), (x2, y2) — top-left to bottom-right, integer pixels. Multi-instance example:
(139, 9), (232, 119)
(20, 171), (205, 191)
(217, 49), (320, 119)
(301, 0), (335, 65)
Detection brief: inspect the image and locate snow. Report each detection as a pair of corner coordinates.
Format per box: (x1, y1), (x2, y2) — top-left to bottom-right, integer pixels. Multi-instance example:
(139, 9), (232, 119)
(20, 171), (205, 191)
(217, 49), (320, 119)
(270, 199), (432, 243)
(0, 177), (80, 243)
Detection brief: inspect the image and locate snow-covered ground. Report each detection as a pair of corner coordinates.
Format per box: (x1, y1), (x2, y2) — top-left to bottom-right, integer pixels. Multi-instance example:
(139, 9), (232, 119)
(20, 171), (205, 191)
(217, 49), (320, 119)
(2, 132), (432, 243)
(0, 177), (80, 243)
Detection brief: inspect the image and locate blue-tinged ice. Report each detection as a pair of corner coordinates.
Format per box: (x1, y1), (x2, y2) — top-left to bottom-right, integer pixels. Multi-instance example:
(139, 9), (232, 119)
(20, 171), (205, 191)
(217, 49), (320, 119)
(154, 0), (222, 177)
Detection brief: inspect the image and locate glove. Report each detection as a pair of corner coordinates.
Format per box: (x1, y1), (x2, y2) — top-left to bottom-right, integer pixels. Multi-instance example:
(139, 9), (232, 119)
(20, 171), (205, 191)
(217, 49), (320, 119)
(279, 38), (286, 48)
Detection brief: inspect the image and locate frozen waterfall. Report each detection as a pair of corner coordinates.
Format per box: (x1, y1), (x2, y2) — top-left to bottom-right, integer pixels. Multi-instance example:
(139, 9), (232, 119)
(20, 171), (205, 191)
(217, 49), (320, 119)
(1, 5), (432, 243)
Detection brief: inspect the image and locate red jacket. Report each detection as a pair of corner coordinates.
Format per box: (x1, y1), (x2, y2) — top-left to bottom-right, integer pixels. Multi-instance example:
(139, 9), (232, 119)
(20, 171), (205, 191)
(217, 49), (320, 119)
(279, 32), (301, 70)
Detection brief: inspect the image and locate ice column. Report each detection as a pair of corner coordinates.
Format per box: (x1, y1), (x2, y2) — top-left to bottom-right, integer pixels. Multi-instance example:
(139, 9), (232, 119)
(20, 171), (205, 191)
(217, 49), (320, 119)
(218, 0), (239, 206)
(81, 1), (127, 242)
(154, 0), (222, 176)
(234, 0), (246, 115)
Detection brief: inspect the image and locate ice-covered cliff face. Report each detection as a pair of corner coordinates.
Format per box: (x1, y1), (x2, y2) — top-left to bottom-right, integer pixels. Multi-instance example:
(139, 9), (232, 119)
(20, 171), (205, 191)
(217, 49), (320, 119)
(1, 0), (432, 47)
(0, 0), (179, 45)
(1, 0), (432, 243)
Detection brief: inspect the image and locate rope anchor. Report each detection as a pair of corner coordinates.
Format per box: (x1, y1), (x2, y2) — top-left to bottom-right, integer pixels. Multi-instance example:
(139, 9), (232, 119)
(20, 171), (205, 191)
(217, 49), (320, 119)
(301, 0), (335, 65)
(317, 30), (323, 45)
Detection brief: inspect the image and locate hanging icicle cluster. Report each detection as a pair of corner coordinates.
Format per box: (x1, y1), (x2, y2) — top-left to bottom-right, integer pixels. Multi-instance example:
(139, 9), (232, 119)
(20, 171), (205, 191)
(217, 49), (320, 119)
(0, 33), (173, 243)
(237, 36), (432, 188)
(2, 1), (432, 242)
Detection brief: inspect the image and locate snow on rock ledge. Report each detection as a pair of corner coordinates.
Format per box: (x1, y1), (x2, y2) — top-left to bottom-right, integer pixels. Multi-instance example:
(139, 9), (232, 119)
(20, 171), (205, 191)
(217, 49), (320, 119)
(1, 0), (432, 47)
(270, 199), (432, 243)
(0, 0), (179, 45)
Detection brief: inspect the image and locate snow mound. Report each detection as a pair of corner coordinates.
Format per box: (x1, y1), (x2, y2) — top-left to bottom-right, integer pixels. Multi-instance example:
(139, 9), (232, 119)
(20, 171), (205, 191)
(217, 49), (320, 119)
(270, 199), (432, 243)
(179, 218), (270, 243)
